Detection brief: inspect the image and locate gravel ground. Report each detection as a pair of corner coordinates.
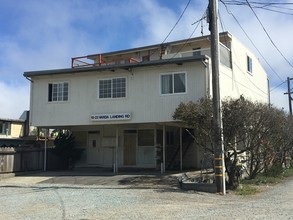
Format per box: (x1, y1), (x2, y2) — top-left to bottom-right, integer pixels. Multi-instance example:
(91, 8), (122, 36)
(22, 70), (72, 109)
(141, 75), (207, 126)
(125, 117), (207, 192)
(0, 175), (292, 220)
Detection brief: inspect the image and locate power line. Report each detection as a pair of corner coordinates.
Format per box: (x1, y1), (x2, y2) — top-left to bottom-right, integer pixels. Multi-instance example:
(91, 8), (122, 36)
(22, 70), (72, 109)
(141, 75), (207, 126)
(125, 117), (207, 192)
(222, 0), (293, 15)
(245, 0), (293, 70)
(222, 1), (293, 6)
(270, 80), (287, 92)
(148, 0), (192, 59)
(257, 7), (293, 16)
(218, 6), (269, 98)
(160, 0), (192, 45)
(220, 0), (284, 82)
(155, 13), (205, 66)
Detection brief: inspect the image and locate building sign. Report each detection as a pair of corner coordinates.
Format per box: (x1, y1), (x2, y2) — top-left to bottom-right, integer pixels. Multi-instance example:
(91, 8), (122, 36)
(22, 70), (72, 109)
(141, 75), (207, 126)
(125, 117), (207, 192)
(90, 113), (131, 121)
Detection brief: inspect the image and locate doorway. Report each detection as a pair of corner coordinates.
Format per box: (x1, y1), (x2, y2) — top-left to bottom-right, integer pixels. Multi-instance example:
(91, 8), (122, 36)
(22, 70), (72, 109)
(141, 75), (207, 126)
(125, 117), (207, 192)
(123, 131), (137, 165)
(87, 131), (101, 165)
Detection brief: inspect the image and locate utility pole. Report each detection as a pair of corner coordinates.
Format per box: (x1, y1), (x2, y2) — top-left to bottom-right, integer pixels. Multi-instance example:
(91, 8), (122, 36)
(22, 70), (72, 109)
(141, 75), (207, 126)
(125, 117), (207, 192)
(284, 77), (293, 116)
(209, 0), (226, 195)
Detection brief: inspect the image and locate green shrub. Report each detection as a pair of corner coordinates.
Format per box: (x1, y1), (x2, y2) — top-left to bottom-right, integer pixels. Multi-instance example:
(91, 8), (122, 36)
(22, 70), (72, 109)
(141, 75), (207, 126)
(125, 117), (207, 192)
(264, 164), (284, 177)
(235, 185), (258, 195)
(52, 130), (83, 169)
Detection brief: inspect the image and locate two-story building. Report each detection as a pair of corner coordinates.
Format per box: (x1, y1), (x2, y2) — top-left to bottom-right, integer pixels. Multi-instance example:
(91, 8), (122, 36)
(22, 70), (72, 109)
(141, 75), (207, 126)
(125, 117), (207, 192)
(24, 32), (269, 171)
(0, 111), (31, 147)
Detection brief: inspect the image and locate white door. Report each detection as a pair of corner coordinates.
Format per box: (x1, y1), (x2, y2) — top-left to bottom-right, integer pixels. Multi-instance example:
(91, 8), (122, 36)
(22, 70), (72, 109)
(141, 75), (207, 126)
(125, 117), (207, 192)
(87, 132), (101, 165)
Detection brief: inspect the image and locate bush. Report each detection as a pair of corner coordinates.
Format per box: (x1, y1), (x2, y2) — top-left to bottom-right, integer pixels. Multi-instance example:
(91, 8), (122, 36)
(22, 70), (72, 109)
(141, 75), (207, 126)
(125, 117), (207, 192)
(264, 164), (284, 177)
(52, 130), (83, 169)
(235, 184), (258, 195)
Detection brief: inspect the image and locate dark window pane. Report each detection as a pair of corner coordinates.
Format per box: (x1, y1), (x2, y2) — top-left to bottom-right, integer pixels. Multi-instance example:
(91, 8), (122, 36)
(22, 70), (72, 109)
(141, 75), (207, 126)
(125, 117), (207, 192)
(161, 74), (172, 94)
(174, 73), (186, 93)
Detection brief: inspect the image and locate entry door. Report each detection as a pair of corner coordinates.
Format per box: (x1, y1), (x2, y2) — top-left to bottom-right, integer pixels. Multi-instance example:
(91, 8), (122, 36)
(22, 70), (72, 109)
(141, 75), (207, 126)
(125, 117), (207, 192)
(87, 132), (101, 165)
(124, 132), (137, 165)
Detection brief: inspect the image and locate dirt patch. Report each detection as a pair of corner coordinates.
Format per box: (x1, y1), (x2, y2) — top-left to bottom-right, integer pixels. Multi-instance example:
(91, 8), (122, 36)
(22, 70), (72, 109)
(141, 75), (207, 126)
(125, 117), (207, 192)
(118, 175), (180, 189)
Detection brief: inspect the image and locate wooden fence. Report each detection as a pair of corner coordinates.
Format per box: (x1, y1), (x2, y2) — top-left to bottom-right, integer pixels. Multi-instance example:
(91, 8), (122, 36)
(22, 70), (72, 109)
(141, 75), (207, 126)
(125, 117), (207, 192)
(0, 146), (62, 173)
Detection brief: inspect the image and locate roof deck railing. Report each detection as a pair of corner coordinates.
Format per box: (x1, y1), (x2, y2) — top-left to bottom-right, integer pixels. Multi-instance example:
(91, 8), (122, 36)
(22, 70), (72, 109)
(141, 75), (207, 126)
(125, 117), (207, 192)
(71, 44), (231, 69)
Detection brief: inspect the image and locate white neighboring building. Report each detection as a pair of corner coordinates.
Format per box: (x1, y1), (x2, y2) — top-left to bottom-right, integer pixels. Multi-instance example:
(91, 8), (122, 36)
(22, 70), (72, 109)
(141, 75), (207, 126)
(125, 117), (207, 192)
(24, 32), (269, 170)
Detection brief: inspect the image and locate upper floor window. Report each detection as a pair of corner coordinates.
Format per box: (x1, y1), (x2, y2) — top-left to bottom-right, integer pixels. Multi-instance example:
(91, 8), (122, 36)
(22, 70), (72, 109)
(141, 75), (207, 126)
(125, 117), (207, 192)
(161, 72), (186, 95)
(99, 77), (126, 99)
(48, 82), (69, 102)
(0, 122), (11, 135)
(247, 55), (253, 74)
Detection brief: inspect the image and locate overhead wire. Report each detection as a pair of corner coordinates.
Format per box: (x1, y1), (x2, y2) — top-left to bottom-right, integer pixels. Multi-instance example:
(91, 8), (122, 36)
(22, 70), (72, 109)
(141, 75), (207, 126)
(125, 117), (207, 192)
(160, 0), (192, 45)
(222, 0), (293, 15)
(245, 0), (293, 70)
(270, 80), (287, 92)
(222, 1), (293, 6)
(218, 7), (269, 98)
(145, 0), (192, 61)
(154, 13), (206, 67)
(220, 0), (284, 82)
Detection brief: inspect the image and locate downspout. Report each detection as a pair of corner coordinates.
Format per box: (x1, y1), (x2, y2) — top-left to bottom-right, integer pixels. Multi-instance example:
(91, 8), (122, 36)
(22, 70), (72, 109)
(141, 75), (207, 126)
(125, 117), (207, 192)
(201, 57), (210, 97)
(25, 76), (34, 129)
(162, 125), (166, 173)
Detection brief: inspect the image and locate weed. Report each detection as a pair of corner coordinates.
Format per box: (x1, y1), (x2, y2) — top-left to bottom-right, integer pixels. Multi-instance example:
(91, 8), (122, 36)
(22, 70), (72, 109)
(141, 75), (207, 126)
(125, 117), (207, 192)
(235, 184), (258, 195)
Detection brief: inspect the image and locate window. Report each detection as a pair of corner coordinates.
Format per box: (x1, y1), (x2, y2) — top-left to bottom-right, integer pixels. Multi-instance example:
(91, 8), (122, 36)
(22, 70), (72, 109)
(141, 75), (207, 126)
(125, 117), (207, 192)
(142, 55), (150, 62)
(138, 129), (154, 146)
(161, 72), (186, 94)
(99, 77), (126, 99)
(193, 47), (201, 56)
(0, 122), (11, 135)
(247, 55), (253, 73)
(48, 82), (69, 102)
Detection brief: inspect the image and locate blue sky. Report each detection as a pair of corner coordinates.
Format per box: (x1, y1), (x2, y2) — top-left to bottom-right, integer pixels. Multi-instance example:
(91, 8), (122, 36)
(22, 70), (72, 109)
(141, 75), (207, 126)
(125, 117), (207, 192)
(0, 0), (293, 118)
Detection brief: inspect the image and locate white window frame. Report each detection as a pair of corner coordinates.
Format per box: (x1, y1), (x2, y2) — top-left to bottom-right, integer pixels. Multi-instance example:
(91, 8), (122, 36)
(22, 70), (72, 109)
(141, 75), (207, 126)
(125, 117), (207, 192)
(247, 55), (253, 74)
(98, 77), (127, 99)
(160, 72), (187, 95)
(48, 81), (69, 102)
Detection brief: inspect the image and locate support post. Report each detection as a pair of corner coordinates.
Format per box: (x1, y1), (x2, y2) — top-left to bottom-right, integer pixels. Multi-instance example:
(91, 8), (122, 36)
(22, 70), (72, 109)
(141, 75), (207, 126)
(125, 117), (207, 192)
(115, 127), (119, 174)
(180, 127), (183, 171)
(209, 0), (226, 195)
(44, 129), (47, 172)
(162, 125), (166, 173)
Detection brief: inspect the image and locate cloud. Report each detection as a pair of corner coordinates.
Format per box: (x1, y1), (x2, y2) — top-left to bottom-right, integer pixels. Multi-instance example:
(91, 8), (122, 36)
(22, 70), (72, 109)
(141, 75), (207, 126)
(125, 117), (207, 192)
(0, 0), (292, 119)
(0, 81), (30, 119)
(131, 0), (208, 47)
(219, 2), (293, 82)
(270, 87), (289, 112)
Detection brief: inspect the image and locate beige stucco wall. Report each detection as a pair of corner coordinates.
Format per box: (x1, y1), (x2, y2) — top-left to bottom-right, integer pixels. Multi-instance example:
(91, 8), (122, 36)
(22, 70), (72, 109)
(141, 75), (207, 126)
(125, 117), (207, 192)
(218, 36), (269, 103)
(29, 61), (207, 127)
(0, 122), (23, 138)
(29, 34), (269, 128)
(10, 123), (23, 138)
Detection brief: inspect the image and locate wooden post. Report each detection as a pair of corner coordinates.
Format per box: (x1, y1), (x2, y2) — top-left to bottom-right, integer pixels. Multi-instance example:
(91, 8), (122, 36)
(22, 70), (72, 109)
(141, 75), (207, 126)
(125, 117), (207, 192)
(180, 127), (183, 171)
(209, 0), (226, 194)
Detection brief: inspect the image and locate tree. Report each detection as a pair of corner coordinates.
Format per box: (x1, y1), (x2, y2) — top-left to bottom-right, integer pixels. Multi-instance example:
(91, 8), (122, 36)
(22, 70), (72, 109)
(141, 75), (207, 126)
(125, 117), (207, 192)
(173, 96), (292, 189)
(52, 130), (83, 169)
(173, 98), (213, 153)
(222, 97), (287, 180)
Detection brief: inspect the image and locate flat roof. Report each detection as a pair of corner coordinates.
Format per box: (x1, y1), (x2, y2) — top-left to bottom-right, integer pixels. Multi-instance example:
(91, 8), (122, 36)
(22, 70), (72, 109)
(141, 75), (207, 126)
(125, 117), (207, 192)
(0, 118), (25, 123)
(24, 32), (232, 78)
(24, 55), (208, 77)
